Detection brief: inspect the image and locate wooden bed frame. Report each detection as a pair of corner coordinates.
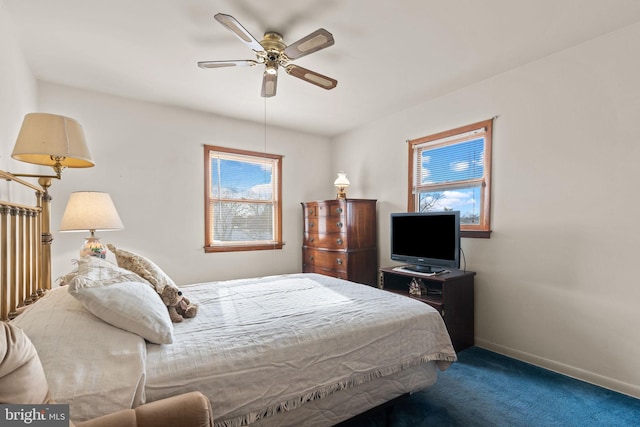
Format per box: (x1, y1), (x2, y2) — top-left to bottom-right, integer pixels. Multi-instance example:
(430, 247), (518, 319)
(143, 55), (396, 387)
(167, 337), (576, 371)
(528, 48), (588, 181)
(0, 170), (52, 321)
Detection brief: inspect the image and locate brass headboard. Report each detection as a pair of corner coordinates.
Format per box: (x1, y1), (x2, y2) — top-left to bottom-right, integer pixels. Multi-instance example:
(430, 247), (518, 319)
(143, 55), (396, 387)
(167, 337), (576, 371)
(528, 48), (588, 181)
(0, 170), (52, 320)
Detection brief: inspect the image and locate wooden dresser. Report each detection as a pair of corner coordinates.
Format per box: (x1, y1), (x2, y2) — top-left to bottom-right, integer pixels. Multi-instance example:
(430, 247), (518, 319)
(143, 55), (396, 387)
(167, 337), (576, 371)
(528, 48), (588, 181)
(301, 199), (377, 286)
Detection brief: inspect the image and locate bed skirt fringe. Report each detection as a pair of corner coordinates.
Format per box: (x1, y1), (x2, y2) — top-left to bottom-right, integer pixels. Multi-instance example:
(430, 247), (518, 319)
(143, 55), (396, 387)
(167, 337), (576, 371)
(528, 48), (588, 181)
(214, 352), (457, 427)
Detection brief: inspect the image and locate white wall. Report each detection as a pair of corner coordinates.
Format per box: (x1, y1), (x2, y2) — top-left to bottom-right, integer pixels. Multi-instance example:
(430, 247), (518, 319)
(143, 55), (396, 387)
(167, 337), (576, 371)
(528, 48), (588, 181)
(34, 83), (332, 285)
(333, 22), (640, 397)
(0, 1), (37, 201)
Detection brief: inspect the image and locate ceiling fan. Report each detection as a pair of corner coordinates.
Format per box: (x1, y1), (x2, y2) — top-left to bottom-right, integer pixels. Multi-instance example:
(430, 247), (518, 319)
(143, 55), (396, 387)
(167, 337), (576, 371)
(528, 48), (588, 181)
(197, 13), (338, 97)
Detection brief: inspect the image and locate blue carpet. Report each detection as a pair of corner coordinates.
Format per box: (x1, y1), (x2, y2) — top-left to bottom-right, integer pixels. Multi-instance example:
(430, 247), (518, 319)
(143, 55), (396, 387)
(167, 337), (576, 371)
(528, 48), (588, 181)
(339, 347), (640, 426)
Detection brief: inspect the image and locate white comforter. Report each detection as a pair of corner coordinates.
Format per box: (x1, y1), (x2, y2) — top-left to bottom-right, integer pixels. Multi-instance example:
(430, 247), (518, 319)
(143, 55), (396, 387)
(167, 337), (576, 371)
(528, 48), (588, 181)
(12, 273), (456, 426)
(145, 273), (456, 426)
(10, 287), (147, 421)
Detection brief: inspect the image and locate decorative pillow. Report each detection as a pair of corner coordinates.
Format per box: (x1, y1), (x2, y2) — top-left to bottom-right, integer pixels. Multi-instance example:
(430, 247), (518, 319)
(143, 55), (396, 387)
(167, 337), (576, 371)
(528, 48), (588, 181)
(107, 244), (178, 294)
(57, 256), (151, 288)
(66, 257), (173, 344)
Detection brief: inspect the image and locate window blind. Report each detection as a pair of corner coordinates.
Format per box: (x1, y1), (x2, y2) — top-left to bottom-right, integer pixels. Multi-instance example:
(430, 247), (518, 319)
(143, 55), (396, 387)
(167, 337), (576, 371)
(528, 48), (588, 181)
(205, 146), (282, 249)
(413, 127), (486, 192)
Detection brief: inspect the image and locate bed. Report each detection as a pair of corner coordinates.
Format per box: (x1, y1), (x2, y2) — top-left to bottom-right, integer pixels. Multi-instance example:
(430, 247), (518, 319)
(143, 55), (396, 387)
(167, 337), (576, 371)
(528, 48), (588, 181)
(1, 170), (457, 426)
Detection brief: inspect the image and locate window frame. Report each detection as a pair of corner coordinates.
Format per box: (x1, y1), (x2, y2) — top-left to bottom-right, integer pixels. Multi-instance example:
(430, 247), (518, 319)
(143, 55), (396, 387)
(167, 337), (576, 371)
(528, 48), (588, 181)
(204, 144), (283, 252)
(407, 119), (493, 238)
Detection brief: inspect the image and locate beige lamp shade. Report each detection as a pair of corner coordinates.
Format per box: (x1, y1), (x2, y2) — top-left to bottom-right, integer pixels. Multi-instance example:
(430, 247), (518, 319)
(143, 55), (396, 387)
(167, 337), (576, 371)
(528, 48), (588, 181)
(12, 113), (95, 169)
(60, 192), (124, 232)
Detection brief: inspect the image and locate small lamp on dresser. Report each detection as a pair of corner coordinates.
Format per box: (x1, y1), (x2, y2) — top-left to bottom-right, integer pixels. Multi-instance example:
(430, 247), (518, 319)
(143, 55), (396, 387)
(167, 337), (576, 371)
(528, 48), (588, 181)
(334, 172), (350, 199)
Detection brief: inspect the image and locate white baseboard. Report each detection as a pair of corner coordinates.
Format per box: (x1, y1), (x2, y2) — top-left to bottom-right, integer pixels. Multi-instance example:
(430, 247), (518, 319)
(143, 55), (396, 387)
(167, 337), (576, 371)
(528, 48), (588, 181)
(474, 338), (640, 399)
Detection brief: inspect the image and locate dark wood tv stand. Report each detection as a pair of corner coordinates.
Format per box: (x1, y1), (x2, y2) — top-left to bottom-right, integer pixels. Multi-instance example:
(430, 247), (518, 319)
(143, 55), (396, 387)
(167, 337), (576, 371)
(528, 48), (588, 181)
(379, 266), (475, 351)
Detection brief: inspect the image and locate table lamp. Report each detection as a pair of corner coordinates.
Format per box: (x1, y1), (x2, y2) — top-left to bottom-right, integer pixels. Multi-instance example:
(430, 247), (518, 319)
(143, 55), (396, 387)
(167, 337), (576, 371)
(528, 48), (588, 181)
(60, 192), (124, 258)
(334, 172), (350, 199)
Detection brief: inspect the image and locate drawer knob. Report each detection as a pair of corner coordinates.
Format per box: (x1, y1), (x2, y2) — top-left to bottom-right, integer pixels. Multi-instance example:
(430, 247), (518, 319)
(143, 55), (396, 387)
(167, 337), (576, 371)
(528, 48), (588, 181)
(336, 258), (343, 265)
(336, 238), (343, 245)
(336, 222), (343, 229)
(309, 222), (314, 228)
(309, 237), (314, 243)
(309, 255), (314, 261)
(336, 207), (343, 214)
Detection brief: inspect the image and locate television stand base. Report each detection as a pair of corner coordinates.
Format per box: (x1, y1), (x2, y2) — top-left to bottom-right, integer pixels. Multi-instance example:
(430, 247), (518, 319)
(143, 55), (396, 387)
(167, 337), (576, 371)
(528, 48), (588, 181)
(380, 266), (476, 351)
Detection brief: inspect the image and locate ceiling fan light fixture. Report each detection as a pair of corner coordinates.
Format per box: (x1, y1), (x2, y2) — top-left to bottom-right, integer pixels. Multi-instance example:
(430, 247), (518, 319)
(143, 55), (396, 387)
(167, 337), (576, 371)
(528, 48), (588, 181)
(265, 57), (278, 75)
(201, 14), (338, 97)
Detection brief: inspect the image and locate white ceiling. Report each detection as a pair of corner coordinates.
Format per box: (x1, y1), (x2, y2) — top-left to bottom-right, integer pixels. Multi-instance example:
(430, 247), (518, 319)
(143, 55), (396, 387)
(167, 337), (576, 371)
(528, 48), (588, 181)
(5, 0), (640, 137)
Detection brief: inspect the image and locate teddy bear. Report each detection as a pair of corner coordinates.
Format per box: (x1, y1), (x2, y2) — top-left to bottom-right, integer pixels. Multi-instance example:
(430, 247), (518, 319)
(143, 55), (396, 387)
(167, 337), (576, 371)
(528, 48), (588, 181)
(160, 286), (198, 323)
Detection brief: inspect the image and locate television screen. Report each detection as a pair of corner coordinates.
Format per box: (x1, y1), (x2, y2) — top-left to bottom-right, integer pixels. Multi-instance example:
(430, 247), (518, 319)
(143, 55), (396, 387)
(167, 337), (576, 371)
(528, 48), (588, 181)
(390, 211), (460, 273)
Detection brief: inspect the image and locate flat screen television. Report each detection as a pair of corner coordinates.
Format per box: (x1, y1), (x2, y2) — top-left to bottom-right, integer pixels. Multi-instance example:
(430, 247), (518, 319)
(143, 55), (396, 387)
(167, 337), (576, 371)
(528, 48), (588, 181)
(390, 211), (460, 273)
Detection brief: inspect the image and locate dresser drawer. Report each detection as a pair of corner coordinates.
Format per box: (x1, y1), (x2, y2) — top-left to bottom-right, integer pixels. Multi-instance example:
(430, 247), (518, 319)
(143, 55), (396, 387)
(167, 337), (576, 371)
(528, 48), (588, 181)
(302, 265), (349, 280)
(303, 249), (347, 272)
(303, 233), (347, 249)
(303, 203), (319, 218)
(316, 202), (346, 217)
(304, 217), (346, 234)
(303, 201), (345, 218)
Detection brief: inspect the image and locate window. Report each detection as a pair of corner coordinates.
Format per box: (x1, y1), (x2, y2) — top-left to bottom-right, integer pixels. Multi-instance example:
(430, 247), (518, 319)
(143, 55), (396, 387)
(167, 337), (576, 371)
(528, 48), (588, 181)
(408, 119), (493, 238)
(204, 145), (283, 252)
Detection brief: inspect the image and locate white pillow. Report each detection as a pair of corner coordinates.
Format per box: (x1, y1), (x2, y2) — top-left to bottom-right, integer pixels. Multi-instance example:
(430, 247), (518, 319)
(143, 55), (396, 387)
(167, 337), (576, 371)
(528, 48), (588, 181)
(66, 257), (173, 344)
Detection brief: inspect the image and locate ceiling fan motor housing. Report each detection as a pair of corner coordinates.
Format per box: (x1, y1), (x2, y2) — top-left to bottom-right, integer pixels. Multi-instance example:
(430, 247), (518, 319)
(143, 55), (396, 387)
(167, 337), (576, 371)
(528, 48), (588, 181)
(260, 32), (286, 51)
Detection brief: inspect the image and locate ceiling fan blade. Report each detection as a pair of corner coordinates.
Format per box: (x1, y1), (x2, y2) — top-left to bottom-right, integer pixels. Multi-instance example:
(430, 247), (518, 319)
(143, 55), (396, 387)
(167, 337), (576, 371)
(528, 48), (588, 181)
(198, 60), (259, 69)
(261, 72), (278, 97)
(283, 28), (335, 60)
(214, 13), (265, 53)
(285, 65), (337, 90)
